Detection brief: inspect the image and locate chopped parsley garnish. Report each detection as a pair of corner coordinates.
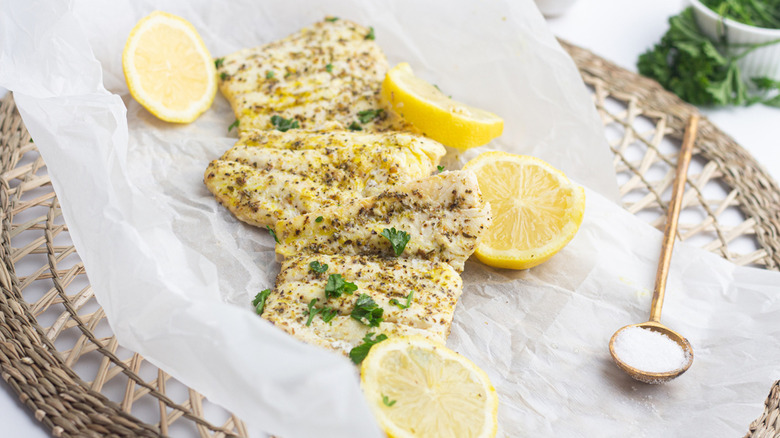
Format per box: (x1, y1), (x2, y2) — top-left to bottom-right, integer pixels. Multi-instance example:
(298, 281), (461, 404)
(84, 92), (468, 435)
(270, 115), (300, 132)
(228, 119), (239, 132)
(320, 307), (338, 323)
(349, 332), (388, 364)
(389, 291), (414, 310)
(309, 260), (329, 274)
(214, 58), (224, 68)
(29, 138), (33, 143)
(266, 225), (279, 243)
(348, 121), (363, 131)
(325, 17), (339, 22)
(325, 274), (357, 299)
(326, 63), (333, 73)
(266, 70), (275, 79)
(315, 216), (324, 223)
(381, 227), (410, 256)
(382, 395), (397, 407)
(350, 293), (384, 327)
(252, 289), (272, 314)
(305, 298), (338, 325)
(437, 165), (444, 173)
(365, 26), (375, 40)
(357, 108), (384, 123)
(305, 298), (320, 326)
(220, 72), (228, 81)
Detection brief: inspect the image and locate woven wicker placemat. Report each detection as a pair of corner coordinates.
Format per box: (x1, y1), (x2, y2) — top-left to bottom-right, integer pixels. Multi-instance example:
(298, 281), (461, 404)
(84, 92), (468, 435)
(1, 42), (779, 437)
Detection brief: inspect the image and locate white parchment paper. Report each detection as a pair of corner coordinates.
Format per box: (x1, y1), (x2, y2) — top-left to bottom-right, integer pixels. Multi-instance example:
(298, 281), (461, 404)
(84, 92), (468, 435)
(2, 0), (779, 437)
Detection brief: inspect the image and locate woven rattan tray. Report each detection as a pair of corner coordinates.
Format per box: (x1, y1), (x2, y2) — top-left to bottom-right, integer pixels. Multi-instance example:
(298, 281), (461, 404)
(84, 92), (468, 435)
(1, 42), (779, 437)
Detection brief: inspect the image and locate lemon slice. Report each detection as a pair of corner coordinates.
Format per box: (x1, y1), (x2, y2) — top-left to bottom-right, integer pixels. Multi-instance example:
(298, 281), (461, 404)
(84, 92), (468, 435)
(122, 11), (216, 123)
(464, 151), (585, 270)
(361, 336), (498, 438)
(381, 63), (503, 150)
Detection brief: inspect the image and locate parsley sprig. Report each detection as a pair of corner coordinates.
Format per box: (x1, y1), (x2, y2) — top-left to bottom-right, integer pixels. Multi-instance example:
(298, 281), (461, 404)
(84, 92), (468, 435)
(348, 121), (363, 131)
(325, 274), (357, 299)
(365, 26), (375, 40)
(270, 115), (300, 132)
(349, 332), (388, 364)
(350, 294), (384, 327)
(381, 227), (411, 256)
(214, 58), (224, 68)
(252, 289), (272, 314)
(389, 291), (414, 310)
(228, 119), (239, 132)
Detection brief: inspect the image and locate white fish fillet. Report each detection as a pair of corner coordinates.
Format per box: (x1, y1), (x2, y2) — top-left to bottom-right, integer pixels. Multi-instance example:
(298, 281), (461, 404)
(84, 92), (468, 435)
(204, 130), (445, 226)
(216, 18), (413, 133)
(262, 254), (463, 356)
(275, 171), (492, 272)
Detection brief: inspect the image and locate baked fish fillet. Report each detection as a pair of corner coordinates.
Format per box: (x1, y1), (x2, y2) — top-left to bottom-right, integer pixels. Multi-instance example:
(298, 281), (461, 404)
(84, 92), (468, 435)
(204, 130), (445, 227)
(216, 18), (412, 133)
(222, 129), (446, 194)
(275, 171), (492, 272)
(262, 254), (462, 356)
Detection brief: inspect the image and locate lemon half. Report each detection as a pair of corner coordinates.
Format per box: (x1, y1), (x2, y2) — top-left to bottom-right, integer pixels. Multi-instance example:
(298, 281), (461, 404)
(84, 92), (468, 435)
(464, 151), (585, 270)
(361, 336), (498, 438)
(123, 11), (216, 123)
(381, 63), (503, 150)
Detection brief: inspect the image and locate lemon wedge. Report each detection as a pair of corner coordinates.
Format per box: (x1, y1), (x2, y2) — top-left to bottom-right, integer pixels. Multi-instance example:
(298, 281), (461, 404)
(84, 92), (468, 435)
(381, 63), (503, 150)
(464, 151), (585, 270)
(122, 11), (216, 123)
(361, 336), (498, 438)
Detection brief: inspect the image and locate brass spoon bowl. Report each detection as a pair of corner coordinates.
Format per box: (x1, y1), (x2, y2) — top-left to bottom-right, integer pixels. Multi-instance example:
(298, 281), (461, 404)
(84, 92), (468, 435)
(609, 114), (699, 384)
(609, 321), (694, 384)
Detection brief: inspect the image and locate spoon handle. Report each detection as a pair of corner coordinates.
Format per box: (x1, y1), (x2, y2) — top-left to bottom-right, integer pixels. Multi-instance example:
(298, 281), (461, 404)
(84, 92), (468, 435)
(649, 114), (699, 323)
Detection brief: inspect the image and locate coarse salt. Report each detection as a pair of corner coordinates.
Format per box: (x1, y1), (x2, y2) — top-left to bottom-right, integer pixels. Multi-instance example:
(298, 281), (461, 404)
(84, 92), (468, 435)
(613, 326), (689, 374)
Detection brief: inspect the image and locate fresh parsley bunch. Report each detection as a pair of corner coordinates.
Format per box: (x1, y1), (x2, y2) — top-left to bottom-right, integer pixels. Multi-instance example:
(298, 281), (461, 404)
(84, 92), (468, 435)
(638, 7), (780, 107)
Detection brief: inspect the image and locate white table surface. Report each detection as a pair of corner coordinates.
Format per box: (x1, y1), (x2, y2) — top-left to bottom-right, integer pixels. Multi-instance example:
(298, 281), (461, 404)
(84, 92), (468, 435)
(2, 0), (779, 435)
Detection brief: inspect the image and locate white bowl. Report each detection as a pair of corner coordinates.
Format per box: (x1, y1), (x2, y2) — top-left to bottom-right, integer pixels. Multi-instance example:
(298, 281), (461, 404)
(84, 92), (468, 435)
(690, 0), (780, 82)
(534, 0), (578, 18)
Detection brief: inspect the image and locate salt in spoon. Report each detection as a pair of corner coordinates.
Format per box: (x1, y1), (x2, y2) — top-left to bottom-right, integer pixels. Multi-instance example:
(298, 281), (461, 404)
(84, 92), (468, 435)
(609, 114), (699, 384)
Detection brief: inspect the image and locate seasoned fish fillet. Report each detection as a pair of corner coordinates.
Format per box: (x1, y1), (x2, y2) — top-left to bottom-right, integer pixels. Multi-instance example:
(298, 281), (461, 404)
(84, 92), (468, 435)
(204, 130), (445, 226)
(216, 18), (413, 133)
(275, 171), (492, 272)
(204, 160), (349, 227)
(263, 254), (463, 356)
(222, 129), (446, 194)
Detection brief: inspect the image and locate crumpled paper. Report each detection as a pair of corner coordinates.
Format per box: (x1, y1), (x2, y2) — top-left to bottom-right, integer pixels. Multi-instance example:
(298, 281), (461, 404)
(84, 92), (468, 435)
(2, 0), (779, 437)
